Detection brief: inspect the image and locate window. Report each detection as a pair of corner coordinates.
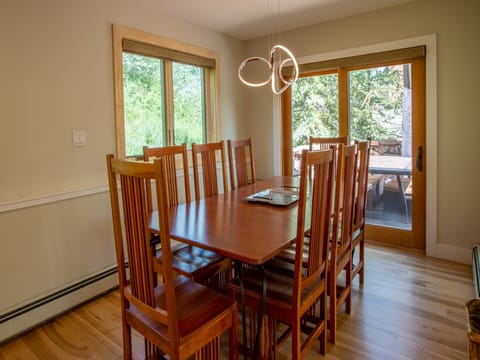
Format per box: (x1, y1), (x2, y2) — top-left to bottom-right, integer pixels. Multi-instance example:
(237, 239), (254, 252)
(113, 24), (219, 158)
(122, 53), (165, 155)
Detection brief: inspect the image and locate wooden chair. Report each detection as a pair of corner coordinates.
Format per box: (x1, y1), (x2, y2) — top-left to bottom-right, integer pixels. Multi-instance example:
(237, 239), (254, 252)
(351, 140), (371, 286)
(106, 154), (238, 360)
(191, 141), (229, 200)
(227, 138), (256, 189)
(274, 140), (343, 266)
(309, 136), (348, 178)
(229, 148), (334, 359)
(309, 135), (348, 151)
(328, 143), (357, 344)
(143, 145), (231, 290)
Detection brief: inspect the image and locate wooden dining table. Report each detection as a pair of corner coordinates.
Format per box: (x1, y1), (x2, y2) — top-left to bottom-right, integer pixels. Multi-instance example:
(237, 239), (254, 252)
(149, 176), (300, 265)
(149, 176), (301, 359)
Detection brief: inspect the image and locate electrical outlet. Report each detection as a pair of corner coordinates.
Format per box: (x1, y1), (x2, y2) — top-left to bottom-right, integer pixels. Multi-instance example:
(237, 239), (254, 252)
(73, 130), (87, 146)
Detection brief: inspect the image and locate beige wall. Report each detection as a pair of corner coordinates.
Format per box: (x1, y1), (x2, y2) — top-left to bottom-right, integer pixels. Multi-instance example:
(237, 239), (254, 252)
(245, 0), (480, 256)
(0, 0), (245, 201)
(0, 0), (246, 340)
(1, 0), (478, 341)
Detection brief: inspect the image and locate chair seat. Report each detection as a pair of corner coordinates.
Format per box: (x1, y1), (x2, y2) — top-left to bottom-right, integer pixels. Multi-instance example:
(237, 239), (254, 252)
(154, 242), (231, 283)
(230, 259), (324, 309)
(274, 244), (308, 266)
(275, 227), (347, 266)
(127, 275), (237, 340)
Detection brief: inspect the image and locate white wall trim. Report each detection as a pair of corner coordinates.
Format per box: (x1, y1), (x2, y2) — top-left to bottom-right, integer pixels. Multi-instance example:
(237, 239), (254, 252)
(0, 269), (118, 342)
(0, 161), (226, 214)
(427, 243), (472, 265)
(0, 185), (109, 213)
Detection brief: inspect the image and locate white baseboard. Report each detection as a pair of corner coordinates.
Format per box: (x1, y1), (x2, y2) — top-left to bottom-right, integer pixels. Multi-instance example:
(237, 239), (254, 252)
(0, 271), (118, 343)
(427, 242), (472, 265)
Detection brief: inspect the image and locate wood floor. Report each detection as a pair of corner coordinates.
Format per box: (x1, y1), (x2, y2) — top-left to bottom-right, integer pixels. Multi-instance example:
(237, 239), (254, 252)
(0, 241), (474, 359)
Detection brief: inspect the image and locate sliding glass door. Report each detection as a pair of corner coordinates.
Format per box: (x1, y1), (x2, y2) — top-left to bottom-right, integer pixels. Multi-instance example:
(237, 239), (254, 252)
(282, 54), (425, 249)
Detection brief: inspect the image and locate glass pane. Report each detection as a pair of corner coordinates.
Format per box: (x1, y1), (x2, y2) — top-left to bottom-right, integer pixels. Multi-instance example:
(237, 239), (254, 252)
(172, 62), (205, 146)
(122, 52), (164, 157)
(349, 64), (412, 230)
(291, 73), (338, 175)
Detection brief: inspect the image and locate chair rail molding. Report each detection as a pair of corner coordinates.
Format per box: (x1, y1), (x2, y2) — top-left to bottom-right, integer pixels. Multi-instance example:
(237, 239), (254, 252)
(0, 185), (109, 213)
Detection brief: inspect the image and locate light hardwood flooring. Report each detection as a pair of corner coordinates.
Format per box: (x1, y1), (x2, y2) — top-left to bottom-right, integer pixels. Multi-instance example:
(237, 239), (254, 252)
(0, 241), (474, 359)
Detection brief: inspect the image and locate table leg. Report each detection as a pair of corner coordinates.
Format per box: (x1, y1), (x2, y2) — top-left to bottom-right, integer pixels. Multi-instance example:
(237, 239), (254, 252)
(395, 174), (409, 223)
(253, 265), (266, 360)
(234, 261), (248, 359)
(234, 262), (267, 360)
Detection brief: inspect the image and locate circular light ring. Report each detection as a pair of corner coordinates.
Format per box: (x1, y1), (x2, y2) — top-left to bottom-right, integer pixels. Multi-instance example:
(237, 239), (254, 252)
(238, 56), (272, 87)
(270, 45), (299, 94)
(238, 45), (299, 94)
(271, 44), (299, 85)
(278, 58), (298, 85)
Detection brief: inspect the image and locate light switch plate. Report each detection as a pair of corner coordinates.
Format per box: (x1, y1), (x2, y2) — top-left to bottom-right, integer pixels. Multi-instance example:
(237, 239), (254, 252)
(73, 130), (87, 146)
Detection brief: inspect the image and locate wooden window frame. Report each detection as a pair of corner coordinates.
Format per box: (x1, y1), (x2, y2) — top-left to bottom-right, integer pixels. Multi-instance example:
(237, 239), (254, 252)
(112, 24), (220, 158)
(281, 46), (425, 175)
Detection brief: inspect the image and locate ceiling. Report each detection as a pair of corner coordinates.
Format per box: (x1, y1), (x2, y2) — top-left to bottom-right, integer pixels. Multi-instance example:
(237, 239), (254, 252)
(139, 0), (414, 40)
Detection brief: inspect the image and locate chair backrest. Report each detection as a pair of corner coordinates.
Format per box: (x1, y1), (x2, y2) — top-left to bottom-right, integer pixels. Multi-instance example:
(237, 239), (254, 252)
(227, 138), (256, 189)
(293, 148), (334, 302)
(191, 141), (229, 200)
(143, 144), (191, 208)
(331, 144), (358, 259)
(353, 140), (371, 232)
(106, 154), (180, 349)
(309, 136), (348, 177)
(309, 135), (348, 151)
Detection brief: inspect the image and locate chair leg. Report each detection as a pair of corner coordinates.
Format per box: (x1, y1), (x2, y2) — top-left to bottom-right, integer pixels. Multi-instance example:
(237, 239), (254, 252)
(229, 307), (239, 360)
(319, 291), (327, 355)
(346, 255), (352, 314)
(123, 321), (132, 360)
(329, 270), (337, 344)
(359, 238), (365, 285)
(267, 317), (277, 360)
(292, 318), (301, 360)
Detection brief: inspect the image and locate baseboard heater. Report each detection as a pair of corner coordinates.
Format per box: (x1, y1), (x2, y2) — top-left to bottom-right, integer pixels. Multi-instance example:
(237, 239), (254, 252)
(0, 266), (118, 325)
(473, 245), (480, 298)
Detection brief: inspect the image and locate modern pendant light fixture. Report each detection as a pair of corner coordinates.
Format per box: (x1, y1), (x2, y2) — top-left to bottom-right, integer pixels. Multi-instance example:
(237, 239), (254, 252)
(238, 1), (299, 95)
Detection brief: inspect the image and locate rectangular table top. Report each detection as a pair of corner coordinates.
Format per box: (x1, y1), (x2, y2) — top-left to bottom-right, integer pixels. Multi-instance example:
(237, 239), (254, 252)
(369, 155), (412, 175)
(149, 176), (301, 265)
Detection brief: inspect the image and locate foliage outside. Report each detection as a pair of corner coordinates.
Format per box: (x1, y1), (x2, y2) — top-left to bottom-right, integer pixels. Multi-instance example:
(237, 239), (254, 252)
(123, 53), (164, 156)
(172, 63), (204, 147)
(291, 65), (406, 149)
(123, 53), (205, 156)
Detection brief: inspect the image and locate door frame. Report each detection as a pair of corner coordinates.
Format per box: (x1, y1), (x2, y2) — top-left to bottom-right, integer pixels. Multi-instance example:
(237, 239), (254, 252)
(360, 58), (426, 249)
(281, 55), (426, 249)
